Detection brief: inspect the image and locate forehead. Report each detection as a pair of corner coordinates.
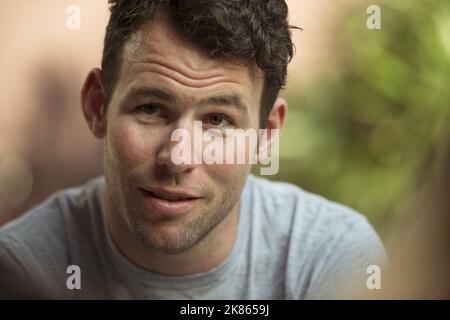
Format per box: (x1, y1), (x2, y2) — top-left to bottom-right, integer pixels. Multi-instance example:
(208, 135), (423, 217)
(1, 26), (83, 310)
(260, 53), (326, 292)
(116, 12), (264, 107)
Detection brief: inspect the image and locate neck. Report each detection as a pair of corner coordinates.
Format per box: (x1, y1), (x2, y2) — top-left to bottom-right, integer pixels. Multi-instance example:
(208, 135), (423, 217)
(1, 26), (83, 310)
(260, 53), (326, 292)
(106, 197), (240, 276)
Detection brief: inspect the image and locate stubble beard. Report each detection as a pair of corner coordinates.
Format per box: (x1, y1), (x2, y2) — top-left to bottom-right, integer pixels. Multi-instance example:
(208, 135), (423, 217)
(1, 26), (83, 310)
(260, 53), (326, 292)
(109, 173), (245, 255)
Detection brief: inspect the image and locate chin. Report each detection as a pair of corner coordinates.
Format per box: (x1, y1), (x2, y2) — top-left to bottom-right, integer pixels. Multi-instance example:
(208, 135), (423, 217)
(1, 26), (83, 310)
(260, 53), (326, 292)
(131, 220), (200, 254)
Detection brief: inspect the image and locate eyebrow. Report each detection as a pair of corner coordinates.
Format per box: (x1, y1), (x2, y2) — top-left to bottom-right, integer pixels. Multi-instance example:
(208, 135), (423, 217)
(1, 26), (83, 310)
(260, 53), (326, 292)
(128, 87), (175, 102)
(198, 94), (249, 116)
(128, 86), (249, 115)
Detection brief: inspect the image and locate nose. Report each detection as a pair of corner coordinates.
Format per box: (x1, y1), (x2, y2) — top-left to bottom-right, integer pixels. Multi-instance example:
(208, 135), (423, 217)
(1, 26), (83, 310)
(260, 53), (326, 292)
(155, 120), (201, 175)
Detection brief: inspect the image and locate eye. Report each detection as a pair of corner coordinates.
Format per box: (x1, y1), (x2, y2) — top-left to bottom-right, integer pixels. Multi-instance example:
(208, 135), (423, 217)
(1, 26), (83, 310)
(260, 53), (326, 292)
(136, 104), (168, 120)
(135, 104), (168, 124)
(204, 114), (233, 127)
(139, 104), (162, 115)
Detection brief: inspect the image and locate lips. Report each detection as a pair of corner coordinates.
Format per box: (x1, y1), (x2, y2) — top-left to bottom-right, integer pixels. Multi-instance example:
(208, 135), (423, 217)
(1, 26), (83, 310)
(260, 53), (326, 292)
(147, 189), (198, 201)
(140, 187), (202, 215)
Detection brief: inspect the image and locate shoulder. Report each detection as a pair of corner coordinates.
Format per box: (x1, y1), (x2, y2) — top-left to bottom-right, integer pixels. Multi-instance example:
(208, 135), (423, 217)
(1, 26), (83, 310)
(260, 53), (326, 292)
(247, 175), (387, 298)
(246, 174), (380, 262)
(247, 174), (371, 235)
(0, 177), (105, 285)
(0, 177), (102, 245)
(0, 192), (68, 255)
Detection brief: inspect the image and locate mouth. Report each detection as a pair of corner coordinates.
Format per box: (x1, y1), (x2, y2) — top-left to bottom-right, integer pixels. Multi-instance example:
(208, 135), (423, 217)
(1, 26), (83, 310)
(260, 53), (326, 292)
(146, 189), (199, 201)
(139, 187), (202, 216)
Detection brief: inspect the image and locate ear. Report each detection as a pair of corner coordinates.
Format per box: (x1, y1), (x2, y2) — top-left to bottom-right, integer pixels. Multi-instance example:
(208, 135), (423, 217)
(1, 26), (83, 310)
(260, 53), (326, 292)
(81, 68), (107, 139)
(265, 97), (287, 132)
(257, 97), (288, 164)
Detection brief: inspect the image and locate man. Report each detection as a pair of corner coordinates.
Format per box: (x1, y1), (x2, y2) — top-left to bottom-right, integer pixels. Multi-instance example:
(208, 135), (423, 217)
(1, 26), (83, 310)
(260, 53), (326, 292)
(0, 0), (386, 299)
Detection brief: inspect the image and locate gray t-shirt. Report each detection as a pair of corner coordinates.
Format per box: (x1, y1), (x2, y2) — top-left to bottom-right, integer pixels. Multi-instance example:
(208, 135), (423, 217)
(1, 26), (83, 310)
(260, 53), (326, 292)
(0, 175), (387, 299)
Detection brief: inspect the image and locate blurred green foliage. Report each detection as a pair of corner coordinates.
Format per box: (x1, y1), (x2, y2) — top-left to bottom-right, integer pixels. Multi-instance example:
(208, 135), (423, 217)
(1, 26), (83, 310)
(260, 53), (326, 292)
(255, 0), (450, 236)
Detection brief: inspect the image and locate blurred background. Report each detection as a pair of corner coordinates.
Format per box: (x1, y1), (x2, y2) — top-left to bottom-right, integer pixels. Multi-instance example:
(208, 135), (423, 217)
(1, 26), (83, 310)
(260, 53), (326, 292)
(0, 0), (449, 273)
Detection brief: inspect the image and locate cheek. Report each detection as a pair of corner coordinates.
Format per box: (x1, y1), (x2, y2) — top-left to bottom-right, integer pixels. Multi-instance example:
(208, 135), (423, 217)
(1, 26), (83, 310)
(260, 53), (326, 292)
(105, 121), (157, 170)
(203, 136), (255, 188)
(205, 163), (251, 195)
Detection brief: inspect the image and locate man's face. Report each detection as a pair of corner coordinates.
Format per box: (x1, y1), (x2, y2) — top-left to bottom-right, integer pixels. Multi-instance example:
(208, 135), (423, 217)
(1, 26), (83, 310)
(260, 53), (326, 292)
(102, 14), (264, 254)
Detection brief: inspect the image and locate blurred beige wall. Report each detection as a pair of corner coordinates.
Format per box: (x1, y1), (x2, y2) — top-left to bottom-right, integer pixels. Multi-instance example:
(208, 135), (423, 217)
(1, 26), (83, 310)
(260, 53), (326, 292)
(0, 1), (109, 223)
(286, 0), (354, 87)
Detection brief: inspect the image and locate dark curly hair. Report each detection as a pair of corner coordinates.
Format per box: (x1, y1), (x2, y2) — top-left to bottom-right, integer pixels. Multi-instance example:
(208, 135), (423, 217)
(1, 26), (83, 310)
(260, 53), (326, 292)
(101, 0), (298, 128)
